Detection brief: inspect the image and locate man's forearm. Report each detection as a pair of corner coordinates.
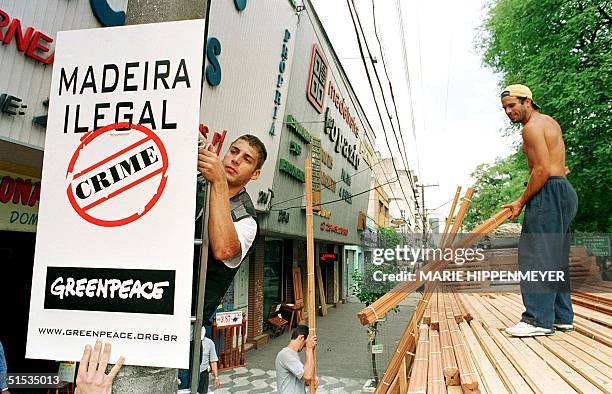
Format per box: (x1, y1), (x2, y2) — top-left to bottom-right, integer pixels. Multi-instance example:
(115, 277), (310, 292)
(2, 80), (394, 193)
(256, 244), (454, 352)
(211, 362), (218, 377)
(303, 349), (314, 382)
(208, 182), (241, 260)
(520, 166), (550, 205)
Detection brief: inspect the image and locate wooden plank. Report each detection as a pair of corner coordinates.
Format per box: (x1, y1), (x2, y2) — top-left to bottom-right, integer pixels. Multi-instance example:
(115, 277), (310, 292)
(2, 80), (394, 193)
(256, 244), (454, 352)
(431, 290), (440, 330)
(375, 290), (434, 394)
(407, 324), (429, 394)
(445, 187), (475, 248)
(439, 316), (459, 386)
(440, 186), (462, 248)
(427, 328), (447, 394)
(447, 317), (479, 391)
(305, 159), (317, 394)
(399, 357), (408, 394)
(488, 328), (560, 394)
(315, 263), (328, 316)
(470, 319), (532, 393)
(572, 304), (612, 327)
(572, 295), (612, 315)
(508, 337), (575, 392)
(459, 321), (507, 394)
(550, 336), (612, 380)
(565, 331), (612, 359)
(535, 336), (612, 392)
(523, 338), (603, 394)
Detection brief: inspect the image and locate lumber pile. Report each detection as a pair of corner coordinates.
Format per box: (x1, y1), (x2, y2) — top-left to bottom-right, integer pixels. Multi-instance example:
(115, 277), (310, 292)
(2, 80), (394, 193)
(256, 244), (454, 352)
(367, 186), (612, 394)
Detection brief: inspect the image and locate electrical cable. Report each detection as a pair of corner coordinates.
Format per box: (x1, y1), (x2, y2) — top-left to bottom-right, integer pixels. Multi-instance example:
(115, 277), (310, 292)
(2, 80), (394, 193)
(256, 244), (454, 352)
(346, 0), (419, 216)
(270, 176), (399, 211)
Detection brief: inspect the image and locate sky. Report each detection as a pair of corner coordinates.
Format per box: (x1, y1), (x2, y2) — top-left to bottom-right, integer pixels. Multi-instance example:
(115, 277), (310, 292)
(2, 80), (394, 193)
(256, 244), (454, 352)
(311, 0), (521, 221)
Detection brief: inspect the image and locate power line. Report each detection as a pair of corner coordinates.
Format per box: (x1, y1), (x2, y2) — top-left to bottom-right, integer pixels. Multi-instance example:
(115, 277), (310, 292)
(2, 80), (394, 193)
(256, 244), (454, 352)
(346, 0), (419, 216)
(271, 176), (398, 211)
(301, 0), (406, 221)
(370, 0), (420, 217)
(395, 0), (422, 178)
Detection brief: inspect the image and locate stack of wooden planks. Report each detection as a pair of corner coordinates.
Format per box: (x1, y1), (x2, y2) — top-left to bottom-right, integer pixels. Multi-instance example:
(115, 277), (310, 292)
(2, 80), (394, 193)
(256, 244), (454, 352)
(364, 187), (611, 393)
(380, 287), (612, 394)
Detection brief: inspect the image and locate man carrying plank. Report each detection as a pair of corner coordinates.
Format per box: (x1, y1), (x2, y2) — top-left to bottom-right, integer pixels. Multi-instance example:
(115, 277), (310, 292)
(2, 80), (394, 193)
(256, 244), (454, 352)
(500, 84), (578, 337)
(275, 325), (319, 393)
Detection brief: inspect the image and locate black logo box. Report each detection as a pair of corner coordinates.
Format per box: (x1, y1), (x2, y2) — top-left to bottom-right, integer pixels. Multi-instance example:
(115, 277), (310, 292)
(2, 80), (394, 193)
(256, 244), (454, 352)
(44, 267), (175, 315)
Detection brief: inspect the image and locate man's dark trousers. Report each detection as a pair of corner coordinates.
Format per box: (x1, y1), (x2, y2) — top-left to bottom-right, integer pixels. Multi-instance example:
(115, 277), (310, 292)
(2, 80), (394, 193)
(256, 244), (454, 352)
(519, 176), (578, 329)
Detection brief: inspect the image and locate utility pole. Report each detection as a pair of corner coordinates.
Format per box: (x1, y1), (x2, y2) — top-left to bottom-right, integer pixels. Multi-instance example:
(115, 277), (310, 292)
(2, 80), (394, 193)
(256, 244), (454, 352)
(111, 2), (208, 394)
(417, 184), (439, 248)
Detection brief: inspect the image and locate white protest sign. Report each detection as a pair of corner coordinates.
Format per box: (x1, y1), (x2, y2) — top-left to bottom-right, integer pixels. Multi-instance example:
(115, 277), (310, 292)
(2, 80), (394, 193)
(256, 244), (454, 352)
(26, 20), (204, 369)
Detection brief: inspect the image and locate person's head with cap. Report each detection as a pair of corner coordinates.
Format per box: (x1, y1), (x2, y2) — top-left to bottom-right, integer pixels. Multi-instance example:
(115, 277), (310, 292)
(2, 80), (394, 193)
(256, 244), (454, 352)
(500, 84), (540, 125)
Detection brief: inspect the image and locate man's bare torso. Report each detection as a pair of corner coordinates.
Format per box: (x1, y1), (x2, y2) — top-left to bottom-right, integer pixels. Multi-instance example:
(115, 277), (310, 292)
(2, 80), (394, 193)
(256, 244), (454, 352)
(521, 113), (567, 176)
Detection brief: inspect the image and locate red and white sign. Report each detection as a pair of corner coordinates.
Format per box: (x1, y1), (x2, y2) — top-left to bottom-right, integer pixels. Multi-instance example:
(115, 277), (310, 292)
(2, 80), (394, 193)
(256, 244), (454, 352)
(215, 311), (243, 327)
(27, 20), (204, 369)
(66, 123), (169, 227)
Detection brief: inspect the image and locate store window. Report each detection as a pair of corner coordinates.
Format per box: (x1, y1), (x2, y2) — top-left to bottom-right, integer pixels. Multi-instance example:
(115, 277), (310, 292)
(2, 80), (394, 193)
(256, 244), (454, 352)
(263, 240), (283, 317)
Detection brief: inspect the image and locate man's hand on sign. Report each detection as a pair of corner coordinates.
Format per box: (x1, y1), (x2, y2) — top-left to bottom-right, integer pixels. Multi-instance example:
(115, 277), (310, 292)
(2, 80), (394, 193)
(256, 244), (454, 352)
(198, 142), (227, 185)
(76, 341), (124, 394)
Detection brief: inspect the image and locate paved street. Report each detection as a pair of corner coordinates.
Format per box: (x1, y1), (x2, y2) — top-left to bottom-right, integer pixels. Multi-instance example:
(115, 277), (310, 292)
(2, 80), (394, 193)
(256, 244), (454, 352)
(211, 295), (420, 393)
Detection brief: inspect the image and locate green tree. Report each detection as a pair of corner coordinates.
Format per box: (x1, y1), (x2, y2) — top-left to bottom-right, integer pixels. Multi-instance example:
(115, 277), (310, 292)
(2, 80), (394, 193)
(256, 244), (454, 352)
(478, 0), (612, 232)
(351, 227), (403, 386)
(464, 151), (530, 231)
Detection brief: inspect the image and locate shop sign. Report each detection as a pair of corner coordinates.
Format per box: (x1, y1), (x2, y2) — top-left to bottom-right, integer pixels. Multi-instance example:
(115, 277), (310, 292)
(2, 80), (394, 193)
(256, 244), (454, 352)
(0, 169), (40, 232)
(320, 221), (348, 236)
(327, 81), (359, 137)
(269, 29), (292, 135)
(574, 235), (610, 257)
(306, 43), (328, 113)
(0, 93), (27, 116)
(289, 141), (302, 156)
(371, 344), (384, 354)
(90, 0), (127, 27)
(321, 170), (336, 193)
(323, 107), (360, 170)
(339, 187), (352, 204)
(279, 158), (304, 183)
(314, 208), (331, 219)
(320, 253), (338, 262)
(278, 210), (290, 223)
(286, 114), (312, 143)
(26, 20), (204, 369)
(215, 310), (243, 327)
(0, 8), (55, 64)
(310, 137), (321, 208)
(321, 149), (333, 169)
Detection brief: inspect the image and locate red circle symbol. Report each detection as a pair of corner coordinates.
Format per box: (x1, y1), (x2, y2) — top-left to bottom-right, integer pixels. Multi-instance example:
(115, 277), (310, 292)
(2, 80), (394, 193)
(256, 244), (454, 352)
(66, 123), (169, 227)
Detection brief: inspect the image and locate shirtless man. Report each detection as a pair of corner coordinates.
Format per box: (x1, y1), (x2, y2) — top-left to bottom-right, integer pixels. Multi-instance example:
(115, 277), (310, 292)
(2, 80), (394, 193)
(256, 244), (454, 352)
(500, 84), (578, 337)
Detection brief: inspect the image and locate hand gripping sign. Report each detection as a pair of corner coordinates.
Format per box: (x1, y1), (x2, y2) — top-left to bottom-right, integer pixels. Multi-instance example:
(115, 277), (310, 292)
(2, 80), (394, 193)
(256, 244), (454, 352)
(66, 122), (168, 227)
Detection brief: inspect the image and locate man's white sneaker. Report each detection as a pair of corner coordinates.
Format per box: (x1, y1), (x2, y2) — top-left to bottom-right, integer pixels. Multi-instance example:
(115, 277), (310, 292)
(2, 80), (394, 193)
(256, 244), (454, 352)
(505, 322), (554, 337)
(553, 323), (574, 332)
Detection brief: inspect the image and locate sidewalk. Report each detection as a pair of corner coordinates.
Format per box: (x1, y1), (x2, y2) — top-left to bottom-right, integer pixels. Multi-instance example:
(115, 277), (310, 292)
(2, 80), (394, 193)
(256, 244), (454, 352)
(212, 294), (420, 393)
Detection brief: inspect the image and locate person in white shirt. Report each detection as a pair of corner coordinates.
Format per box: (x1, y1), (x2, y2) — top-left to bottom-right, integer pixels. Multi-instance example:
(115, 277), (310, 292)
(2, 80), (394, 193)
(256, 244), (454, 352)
(275, 325), (319, 394)
(198, 327), (220, 393)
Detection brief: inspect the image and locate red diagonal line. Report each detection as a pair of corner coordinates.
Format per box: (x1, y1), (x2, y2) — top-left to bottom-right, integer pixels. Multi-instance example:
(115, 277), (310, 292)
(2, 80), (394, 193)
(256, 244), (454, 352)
(82, 167), (164, 212)
(72, 136), (152, 180)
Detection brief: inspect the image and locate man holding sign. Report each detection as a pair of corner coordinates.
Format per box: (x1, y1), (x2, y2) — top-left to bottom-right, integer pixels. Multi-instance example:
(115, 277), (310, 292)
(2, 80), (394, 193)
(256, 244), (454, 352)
(195, 134), (266, 322)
